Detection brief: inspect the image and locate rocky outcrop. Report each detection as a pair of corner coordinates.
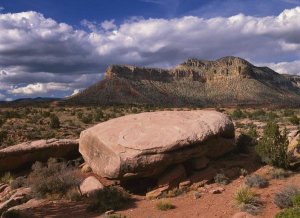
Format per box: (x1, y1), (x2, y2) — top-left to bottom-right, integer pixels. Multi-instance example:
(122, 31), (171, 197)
(66, 56), (300, 107)
(79, 110), (235, 179)
(80, 176), (104, 196)
(0, 139), (79, 172)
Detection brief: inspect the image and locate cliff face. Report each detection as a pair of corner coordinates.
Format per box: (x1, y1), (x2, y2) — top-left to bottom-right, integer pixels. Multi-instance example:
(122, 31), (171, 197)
(66, 56), (300, 107)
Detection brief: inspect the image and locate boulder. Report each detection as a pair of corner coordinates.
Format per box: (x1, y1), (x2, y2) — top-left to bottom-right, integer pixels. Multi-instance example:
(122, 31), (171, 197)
(186, 156), (210, 170)
(80, 176), (104, 196)
(157, 164), (186, 187)
(79, 110), (235, 179)
(0, 139), (79, 172)
(288, 133), (300, 165)
(146, 185), (169, 199)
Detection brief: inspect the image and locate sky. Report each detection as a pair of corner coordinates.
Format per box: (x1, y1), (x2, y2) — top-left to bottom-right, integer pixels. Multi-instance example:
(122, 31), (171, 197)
(1, 0), (300, 100)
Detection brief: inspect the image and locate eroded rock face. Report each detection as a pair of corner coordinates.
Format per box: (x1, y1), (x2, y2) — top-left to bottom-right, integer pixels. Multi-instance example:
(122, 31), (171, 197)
(79, 110), (235, 179)
(0, 139), (79, 172)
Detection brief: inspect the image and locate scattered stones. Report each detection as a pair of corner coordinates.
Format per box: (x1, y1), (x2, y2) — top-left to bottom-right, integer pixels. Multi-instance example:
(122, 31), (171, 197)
(79, 110), (235, 179)
(209, 187), (225, 194)
(0, 188), (31, 214)
(146, 185), (170, 200)
(79, 176), (104, 196)
(0, 139), (79, 172)
(179, 180), (191, 189)
(190, 180), (208, 190)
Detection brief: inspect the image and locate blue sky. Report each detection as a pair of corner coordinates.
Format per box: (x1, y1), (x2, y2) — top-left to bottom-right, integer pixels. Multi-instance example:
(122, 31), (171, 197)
(0, 0), (300, 99)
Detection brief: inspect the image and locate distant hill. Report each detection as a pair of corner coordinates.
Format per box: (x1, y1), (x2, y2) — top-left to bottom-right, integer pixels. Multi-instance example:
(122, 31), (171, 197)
(65, 56), (300, 107)
(0, 97), (61, 107)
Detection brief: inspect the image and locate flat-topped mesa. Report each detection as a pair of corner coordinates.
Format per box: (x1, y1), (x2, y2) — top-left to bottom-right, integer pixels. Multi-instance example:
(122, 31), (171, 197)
(104, 64), (172, 82)
(175, 56), (254, 78)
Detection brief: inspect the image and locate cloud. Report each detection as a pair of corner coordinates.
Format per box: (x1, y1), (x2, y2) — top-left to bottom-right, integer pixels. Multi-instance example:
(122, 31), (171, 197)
(1, 7), (300, 98)
(9, 82), (72, 95)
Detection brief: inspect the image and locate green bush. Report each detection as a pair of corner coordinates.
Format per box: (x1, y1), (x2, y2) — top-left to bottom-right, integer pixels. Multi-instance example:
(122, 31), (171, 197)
(27, 158), (80, 198)
(289, 115), (300, 125)
(292, 193), (300, 207)
(87, 186), (130, 213)
(245, 174), (268, 188)
(268, 168), (292, 179)
(234, 187), (255, 205)
(50, 114), (60, 129)
(231, 109), (246, 119)
(255, 121), (290, 169)
(275, 207), (300, 218)
(156, 200), (175, 211)
(274, 186), (299, 209)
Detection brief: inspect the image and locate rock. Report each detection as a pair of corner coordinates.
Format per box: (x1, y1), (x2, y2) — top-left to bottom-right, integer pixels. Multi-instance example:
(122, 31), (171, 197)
(81, 164), (92, 173)
(0, 184), (8, 193)
(79, 110), (235, 179)
(193, 192), (201, 199)
(209, 187), (225, 194)
(105, 210), (115, 215)
(80, 176), (104, 196)
(179, 180), (191, 189)
(0, 188), (31, 214)
(146, 185), (170, 199)
(5, 199), (46, 214)
(190, 180), (208, 190)
(288, 133), (300, 165)
(186, 156), (210, 170)
(0, 139), (79, 172)
(189, 166), (217, 183)
(232, 212), (256, 218)
(157, 164), (186, 187)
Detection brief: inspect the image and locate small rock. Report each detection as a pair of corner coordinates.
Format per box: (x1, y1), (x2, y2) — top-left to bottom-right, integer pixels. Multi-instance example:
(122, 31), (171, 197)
(105, 210), (115, 215)
(179, 180), (191, 189)
(209, 187), (225, 194)
(81, 164), (92, 173)
(146, 185), (170, 199)
(190, 180), (208, 190)
(193, 192), (201, 199)
(80, 176), (104, 196)
(187, 157), (210, 170)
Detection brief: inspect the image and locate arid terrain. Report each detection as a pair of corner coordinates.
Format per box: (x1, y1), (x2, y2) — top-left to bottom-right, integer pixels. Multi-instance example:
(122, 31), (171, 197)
(1, 105), (300, 218)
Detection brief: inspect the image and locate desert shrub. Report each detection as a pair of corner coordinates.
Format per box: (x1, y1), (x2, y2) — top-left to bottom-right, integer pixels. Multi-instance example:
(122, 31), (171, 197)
(94, 109), (104, 122)
(275, 207), (300, 218)
(289, 115), (300, 125)
(234, 187), (262, 215)
(77, 111), (83, 119)
(248, 109), (266, 120)
(81, 113), (93, 124)
(214, 173), (230, 185)
(274, 186), (299, 209)
(50, 114), (60, 129)
(0, 117), (6, 127)
(10, 176), (26, 189)
(41, 111), (51, 118)
(267, 111), (279, 120)
(268, 168), (292, 179)
(87, 186), (130, 212)
(156, 200), (175, 211)
(247, 124), (258, 138)
(245, 174), (268, 188)
(0, 172), (13, 184)
(66, 187), (82, 201)
(283, 109), (295, 117)
(234, 187), (255, 205)
(292, 193), (300, 207)
(255, 121), (290, 169)
(0, 130), (8, 144)
(231, 109), (246, 119)
(27, 158), (80, 198)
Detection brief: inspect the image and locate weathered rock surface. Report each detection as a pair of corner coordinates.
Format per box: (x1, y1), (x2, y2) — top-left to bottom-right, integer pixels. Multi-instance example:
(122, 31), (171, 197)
(80, 176), (104, 196)
(0, 188), (31, 214)
(157, 164), (186, 187)
(79, 110), (235, 179)
(0, 139), (79, 172)
(67, 56), (300, 107)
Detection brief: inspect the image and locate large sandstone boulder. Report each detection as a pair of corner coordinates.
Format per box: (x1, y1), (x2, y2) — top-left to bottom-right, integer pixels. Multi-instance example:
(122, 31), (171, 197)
(79, 110), (235, 179)
(0, 139), (79, 172)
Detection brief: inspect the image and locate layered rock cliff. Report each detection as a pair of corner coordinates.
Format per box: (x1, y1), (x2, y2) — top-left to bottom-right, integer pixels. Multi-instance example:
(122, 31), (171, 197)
(66, 56), (300, 107)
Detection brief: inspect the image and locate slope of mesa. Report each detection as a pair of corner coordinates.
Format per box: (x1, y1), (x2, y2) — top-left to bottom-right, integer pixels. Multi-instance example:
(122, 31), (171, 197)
(65, 56), (300, 107)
